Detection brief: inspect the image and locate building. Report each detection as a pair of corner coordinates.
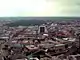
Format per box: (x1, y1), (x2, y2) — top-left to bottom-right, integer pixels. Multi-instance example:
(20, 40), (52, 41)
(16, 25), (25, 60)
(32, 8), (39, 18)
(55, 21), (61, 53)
(38, 25), (48, 34)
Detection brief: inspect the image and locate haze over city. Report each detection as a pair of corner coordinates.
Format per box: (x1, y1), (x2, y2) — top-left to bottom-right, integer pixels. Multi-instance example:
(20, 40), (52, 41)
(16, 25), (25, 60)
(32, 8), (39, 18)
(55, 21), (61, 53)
(0, 0), (80, 60)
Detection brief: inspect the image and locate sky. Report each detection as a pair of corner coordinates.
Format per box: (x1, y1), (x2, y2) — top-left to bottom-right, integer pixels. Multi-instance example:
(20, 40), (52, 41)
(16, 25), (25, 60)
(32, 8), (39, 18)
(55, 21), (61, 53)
(0, 0), (80, 17)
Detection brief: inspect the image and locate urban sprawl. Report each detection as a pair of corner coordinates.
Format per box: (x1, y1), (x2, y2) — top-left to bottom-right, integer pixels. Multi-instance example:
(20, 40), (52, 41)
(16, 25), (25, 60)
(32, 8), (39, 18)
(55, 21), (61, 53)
(0, 20), (80, 60)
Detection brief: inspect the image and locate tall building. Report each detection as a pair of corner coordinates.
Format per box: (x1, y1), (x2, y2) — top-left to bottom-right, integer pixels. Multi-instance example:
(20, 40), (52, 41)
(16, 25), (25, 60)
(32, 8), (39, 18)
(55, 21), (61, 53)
(38, 26), (48, 34)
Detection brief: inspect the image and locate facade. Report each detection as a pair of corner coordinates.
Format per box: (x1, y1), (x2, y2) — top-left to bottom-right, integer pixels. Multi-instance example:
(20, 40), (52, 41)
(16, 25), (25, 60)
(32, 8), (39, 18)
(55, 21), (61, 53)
(38, 25), (48, 34)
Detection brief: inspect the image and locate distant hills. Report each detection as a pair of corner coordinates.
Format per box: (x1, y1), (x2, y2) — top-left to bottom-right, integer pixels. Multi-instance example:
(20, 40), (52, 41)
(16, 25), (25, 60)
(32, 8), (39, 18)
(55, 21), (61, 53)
(2, 17), (80, 27)
(0, 17), (80, 21)
(6, 20), (46, 27)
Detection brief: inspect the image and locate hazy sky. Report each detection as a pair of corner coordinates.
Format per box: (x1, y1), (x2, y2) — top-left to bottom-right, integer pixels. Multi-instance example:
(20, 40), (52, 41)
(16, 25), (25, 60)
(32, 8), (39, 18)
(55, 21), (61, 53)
(0, 0), (80, 17)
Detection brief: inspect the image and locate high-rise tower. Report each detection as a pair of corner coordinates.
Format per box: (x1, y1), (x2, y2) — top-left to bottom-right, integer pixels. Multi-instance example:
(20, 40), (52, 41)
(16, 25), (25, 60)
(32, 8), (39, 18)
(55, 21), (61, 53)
(38, 25), (48, 34)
